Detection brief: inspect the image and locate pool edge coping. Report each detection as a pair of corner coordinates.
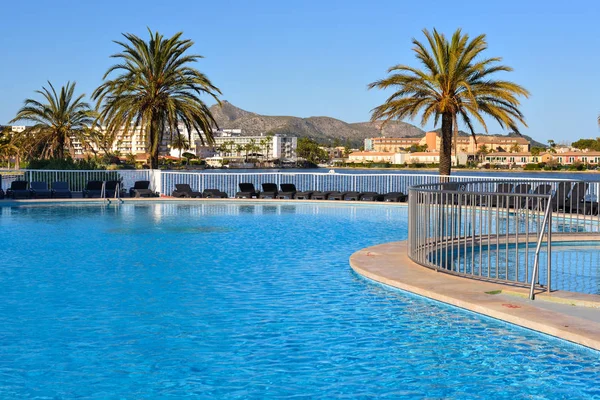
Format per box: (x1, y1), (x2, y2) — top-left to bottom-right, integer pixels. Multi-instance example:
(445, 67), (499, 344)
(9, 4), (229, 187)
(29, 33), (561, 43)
(350, 241), (600, 351)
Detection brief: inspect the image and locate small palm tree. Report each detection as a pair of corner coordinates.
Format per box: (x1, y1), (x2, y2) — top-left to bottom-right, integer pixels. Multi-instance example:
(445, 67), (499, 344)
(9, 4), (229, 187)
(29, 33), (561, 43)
(235, 144), (243, 157)
(10, 81), (95, 159)
(93, 29), (221, 169)
(172, 133), (190, 161)
(369, 28), (529, 175)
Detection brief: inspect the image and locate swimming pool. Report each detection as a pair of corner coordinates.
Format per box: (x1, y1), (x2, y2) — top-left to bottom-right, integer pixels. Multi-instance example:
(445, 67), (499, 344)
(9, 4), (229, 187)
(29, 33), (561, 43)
(451, 241), (600, 294)
(1, 202), (599, 398)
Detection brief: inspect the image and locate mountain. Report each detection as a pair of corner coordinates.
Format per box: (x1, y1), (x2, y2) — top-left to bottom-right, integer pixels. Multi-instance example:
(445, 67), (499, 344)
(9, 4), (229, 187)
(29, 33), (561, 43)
(209, 101), (425, 147)
(210, 101), (542, 148)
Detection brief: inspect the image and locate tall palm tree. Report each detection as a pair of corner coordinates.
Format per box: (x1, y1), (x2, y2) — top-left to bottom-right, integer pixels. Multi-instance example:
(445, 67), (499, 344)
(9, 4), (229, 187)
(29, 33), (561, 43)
(10, 81), (95, 160)
(93, 29), (221, 169)
(369, 28), (529, 175)
(171, 133), (190, 160)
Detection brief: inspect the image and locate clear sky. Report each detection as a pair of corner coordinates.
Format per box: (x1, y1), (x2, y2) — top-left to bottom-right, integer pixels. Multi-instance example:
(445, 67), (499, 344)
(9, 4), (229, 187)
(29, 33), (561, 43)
(1, 0), (599, 144)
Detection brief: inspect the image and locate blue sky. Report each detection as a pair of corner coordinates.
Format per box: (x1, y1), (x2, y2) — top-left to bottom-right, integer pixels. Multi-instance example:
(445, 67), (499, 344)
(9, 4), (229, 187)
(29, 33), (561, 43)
(1, 0), (599, 144)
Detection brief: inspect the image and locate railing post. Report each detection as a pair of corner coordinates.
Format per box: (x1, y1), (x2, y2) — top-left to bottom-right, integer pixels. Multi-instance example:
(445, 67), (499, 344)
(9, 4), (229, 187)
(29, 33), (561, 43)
(547, 210), (552, 293)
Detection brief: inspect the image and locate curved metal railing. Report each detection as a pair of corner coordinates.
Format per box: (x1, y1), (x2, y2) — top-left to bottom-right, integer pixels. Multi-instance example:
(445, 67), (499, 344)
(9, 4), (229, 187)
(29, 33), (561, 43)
(407, 179), (598, 297)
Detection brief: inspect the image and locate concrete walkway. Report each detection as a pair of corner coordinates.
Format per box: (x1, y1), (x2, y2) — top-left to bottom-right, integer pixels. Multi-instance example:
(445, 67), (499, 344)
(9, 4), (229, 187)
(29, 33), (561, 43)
(350, 241), (600, 351)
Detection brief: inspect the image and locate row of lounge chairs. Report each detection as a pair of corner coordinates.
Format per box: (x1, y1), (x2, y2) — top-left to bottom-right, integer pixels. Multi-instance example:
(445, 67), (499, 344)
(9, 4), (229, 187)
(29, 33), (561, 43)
(0, 180), (158, 199)
(443, 181), (597, 215)
(169, 183), (408, 202)
(0, 181), (72, 199)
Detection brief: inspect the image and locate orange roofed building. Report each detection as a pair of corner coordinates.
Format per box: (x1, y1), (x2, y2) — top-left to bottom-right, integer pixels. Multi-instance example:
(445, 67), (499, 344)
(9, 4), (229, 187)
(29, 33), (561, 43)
(367, 131), (530, 154)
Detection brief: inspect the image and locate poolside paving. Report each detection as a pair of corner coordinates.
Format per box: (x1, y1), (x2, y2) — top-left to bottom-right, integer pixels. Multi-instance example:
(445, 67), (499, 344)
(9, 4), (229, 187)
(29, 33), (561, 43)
(350, 241), (600, 351)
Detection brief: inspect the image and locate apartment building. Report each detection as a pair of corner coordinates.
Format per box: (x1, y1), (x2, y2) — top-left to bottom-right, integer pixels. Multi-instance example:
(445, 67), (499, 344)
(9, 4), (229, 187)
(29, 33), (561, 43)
(484, 152), (552, 166)
(366, 131), (530, 154)
(213, 134), (297, 160)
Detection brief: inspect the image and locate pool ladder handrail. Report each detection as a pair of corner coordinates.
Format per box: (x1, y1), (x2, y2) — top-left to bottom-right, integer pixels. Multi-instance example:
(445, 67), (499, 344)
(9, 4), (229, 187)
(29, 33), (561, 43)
(102, 181), (124, 205)
(529, 193), (553, 300)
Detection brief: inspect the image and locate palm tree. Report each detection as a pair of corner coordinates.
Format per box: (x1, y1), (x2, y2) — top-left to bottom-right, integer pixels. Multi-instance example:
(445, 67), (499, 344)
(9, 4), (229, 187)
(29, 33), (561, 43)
(235, 144), (243, 157)
(369, 28), (529, 175)
(10, 81), (95, 160)
(93, 29), (221, 169)
(172, 133), (190, 161)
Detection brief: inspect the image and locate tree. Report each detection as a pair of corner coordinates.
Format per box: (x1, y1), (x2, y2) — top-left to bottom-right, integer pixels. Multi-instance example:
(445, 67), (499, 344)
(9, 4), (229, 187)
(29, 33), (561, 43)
(10, 81), (95, 160)
(259, 138), (268, 163)
(93, 29), (221, 169)
(172, 133), (190, 160)
(477, 144), (489, 162)
(125, 153), (137, 165)
(343, 139), (352, 157)
(235, 144), (243, 157)
(181, 151), (197, 165)
(0, 127), (20, 168)
(369, 28), (529, 175)
(547, 139), (557, 154)
(407, 144), (428, 153)
(265, 134), (273, 162)
(530, 147), (543, 156)
(243, 142), (252, 162)
(572, 138), (600, 151)
(296, 137), (328, 165)
(509, 143), (521, 153)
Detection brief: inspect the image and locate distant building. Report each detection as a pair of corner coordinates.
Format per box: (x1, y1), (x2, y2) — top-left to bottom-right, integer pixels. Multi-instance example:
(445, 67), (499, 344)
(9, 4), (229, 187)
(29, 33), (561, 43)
(213, 133), (297, 161)
(367, 131), (530, 154)
(348, 151), (397, 163)
(348, 150), (467, 165)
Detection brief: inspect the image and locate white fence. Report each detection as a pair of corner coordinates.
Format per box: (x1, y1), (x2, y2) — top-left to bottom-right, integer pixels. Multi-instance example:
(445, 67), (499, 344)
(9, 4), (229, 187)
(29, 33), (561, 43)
(1, 169), (600, 200)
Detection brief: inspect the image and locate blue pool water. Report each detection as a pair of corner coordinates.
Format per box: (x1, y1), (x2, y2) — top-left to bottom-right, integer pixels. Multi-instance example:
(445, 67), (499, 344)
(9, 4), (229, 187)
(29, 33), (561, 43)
(451, 241), (600, 295)
(1, 202), (599, 399)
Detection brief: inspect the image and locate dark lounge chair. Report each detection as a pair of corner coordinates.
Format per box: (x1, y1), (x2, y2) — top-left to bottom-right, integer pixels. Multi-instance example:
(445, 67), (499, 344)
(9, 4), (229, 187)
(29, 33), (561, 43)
(311, 191), (335, 200)
(7, 181), (30, 199)
(172, 184), (202, 198)
(104, 180), (125, 198)
(383, 192), (407, 202)
(129, 181), (155, 198)
(51, 181), (72, 198)
(202, 189), (228, 198)
(527, 184), (552, 210)
(277, 183), (297, 199)
(566, 182), (591, 214)
(30, 181), (52, 199)
(235, 183), (259, 199)
(482, 183), (513, 208)
(343, 191), (364, 201)
(259, 183), (278, 199)
(508, 183), (531, 208)
(327, 191), (351, 200)
(551, 181), (572, 212)
(294, 189), (314, 200)
(360, 192), (384, 201)
(83, 181), (104, 198)
(0, 178), (4, 199)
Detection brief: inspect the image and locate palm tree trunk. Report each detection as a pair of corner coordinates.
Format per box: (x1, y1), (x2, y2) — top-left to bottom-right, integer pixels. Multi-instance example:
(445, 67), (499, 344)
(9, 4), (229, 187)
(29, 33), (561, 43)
(453, 115), (458, 167)
(439, 112), (453, 176)
(150, 120), (159, 169)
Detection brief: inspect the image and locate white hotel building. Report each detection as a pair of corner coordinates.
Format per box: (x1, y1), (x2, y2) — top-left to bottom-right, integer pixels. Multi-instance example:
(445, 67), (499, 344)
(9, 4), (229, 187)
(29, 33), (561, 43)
(71, 125), (297, 161)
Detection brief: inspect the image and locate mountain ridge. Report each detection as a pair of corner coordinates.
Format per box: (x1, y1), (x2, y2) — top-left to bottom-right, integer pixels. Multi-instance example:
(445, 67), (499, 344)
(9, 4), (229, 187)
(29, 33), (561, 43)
(210, 101), (543, 148)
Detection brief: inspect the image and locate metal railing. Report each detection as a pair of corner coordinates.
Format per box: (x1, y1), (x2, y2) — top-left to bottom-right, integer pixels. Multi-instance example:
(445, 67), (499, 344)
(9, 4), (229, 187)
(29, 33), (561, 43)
(1, 169), (157, 194)
(407, 179), (600, 297)
(3, 169), (600, 202)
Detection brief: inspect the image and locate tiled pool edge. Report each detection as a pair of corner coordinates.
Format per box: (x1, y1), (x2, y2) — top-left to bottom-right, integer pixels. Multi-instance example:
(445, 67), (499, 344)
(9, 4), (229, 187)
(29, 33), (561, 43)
(350, 241), (600, 351)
